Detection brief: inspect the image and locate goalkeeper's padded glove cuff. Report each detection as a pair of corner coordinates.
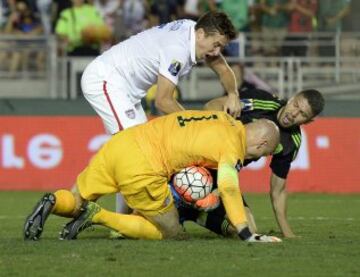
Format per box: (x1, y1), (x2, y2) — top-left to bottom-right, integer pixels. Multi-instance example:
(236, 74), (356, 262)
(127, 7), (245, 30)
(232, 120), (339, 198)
(238, 226), (252, 241)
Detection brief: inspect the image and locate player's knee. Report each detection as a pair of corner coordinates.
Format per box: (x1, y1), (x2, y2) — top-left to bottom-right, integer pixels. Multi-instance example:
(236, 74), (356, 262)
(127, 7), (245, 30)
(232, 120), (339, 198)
(161, 221), (184, 239)
(148, 208), (183, 239)
(155, 215), (182, 239)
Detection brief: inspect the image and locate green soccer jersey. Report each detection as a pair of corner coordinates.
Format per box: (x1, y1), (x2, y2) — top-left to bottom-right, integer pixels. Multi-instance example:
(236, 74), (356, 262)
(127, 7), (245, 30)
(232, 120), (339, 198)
(238, 89), (301, 179)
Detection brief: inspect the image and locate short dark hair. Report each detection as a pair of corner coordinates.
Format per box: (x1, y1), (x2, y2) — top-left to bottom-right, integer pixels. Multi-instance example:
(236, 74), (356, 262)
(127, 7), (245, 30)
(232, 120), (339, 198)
(195, 12), (237, 41)
(298, 89), (325, 117)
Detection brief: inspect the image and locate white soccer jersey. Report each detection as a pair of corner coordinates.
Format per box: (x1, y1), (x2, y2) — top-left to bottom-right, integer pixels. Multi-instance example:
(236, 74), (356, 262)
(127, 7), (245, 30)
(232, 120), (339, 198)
(98, 19), (197, 102)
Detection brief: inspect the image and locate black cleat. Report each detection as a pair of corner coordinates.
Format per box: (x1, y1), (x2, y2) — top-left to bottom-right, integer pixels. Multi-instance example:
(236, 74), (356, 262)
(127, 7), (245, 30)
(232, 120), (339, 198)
(59, 201), (100, 240)
(24, 193), (56, 241)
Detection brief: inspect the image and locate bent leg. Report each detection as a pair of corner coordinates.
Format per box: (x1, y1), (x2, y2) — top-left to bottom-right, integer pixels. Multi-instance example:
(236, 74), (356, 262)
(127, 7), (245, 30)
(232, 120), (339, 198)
(189, 199), (257, 236)
(145, 205), (184, 239)
(92, 207), (163, 240)
(91, 203), (183, 240)
(24, 189), (82, 240)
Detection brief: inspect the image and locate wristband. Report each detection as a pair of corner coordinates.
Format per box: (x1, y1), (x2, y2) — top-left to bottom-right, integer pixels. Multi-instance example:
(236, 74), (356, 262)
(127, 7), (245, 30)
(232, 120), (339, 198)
(238, 227), (252, 241)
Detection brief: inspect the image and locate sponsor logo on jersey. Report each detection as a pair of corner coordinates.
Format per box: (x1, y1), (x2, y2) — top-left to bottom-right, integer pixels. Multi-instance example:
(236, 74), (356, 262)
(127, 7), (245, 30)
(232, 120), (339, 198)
(168, 60), (182, 76)
(125, 109), (136, 119)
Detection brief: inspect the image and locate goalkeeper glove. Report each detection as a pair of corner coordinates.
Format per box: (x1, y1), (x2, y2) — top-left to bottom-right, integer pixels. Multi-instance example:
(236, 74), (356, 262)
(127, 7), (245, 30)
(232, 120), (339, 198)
(193, 189), (220, 212)
(246, 234), (282, 243)
(238, 227), (282, 242)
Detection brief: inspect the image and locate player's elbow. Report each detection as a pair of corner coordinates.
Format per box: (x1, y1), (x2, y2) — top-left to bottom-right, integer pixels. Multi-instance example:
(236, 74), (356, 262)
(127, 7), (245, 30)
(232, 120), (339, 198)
(218, 182), (239, 196)
(161, 225), (184, 239)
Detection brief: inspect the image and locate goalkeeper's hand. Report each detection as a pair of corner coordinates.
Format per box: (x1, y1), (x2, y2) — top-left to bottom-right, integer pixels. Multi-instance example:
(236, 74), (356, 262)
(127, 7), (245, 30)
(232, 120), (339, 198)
(246, 233), (282, 243)
(193, 189), (220, 212)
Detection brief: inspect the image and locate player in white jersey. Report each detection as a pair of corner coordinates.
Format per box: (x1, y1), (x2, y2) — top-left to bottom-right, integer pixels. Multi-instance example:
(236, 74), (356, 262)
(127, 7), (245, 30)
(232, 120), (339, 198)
(80, 11), (240, 214)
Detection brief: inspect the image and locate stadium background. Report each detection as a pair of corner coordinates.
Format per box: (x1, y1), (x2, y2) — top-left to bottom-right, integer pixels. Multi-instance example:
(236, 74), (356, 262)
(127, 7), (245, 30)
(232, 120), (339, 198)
(0, 0), (359, 200)
(0, 97), (359, 193)
(1, 2), (360, 276)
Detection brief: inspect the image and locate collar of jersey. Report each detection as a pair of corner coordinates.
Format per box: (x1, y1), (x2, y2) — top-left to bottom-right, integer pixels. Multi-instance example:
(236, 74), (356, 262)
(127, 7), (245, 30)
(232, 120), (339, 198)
(189, 25), (197, 65)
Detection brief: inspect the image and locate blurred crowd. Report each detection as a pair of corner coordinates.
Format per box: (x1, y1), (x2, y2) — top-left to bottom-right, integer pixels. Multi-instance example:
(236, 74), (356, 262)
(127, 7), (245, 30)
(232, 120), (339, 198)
(0, 0), (357, 77)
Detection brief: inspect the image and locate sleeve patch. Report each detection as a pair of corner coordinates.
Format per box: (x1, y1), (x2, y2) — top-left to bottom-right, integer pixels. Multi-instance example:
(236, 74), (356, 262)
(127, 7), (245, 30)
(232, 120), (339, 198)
(168, 60), (182, 76)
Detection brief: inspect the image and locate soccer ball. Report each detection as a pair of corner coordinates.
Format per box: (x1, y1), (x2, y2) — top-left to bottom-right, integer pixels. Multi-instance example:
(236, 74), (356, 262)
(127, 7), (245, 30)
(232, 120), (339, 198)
(172, 166), (213, 203)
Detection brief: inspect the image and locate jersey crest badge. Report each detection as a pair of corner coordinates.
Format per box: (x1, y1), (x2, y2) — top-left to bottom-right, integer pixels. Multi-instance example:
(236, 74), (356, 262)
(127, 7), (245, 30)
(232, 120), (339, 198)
(125, 109), (136, 119)
(168, 60), (182, 76)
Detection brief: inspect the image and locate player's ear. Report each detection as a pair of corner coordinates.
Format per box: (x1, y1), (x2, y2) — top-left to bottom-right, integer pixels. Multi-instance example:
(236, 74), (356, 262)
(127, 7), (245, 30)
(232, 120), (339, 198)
(256, 140), (267, 150)
(197, 28), (206, 38)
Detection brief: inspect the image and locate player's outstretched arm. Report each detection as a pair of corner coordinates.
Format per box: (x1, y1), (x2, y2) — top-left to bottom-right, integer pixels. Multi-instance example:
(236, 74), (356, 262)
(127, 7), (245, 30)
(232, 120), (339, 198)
(205, 55), (241, 118)
(155, 74), (185, 114)
(217, 163), (281, 242)
(245, 206), (258, 233)
(270, 173), (296, 238)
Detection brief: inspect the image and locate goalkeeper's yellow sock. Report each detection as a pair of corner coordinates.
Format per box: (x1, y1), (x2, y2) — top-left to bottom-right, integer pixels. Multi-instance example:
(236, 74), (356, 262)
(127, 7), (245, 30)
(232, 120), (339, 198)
(92, 208), (163, 240)
(52, 190), (77, 217)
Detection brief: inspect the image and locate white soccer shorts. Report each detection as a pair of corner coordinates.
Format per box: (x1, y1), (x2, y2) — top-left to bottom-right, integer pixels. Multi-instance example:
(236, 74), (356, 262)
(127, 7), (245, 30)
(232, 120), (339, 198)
(81, 58), (147, 134)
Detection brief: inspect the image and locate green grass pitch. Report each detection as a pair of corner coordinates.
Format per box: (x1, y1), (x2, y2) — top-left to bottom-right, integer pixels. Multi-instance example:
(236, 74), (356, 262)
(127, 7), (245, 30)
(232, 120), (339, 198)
(0, 191), (359, 276)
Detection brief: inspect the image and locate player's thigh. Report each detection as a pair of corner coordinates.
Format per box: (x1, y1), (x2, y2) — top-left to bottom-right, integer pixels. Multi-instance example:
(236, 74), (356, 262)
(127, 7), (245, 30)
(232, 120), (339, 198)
(118, 162), (179, 232)
(84, 86), (146, 133)
(122, 179), (182, 238)
(76, 148), (118, 201)
(120, 173), (173, 214)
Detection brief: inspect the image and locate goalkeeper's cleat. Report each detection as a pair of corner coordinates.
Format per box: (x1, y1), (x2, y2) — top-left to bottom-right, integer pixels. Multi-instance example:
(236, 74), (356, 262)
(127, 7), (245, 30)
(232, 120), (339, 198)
(246, 233), (282, 243)
(59, 201), (100, 240)
(24, 193), (56, 241)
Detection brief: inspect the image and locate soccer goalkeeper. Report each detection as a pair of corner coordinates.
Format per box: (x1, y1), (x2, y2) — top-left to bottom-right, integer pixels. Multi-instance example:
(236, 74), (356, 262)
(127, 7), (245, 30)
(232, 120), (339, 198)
(24, 110), (280, 242)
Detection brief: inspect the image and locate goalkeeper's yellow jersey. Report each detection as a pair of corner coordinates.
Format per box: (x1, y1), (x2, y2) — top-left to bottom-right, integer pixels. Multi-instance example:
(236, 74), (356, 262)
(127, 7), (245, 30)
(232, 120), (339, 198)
(79, 110), (248, 226)
(132, 110), (246, 177)
(127, 110), (248, 226)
